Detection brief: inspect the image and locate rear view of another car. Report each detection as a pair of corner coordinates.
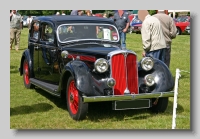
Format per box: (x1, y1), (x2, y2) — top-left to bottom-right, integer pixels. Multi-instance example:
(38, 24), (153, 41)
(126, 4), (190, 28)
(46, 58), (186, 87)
(131, 23), (142, 34)
(130, 15), (142, 34)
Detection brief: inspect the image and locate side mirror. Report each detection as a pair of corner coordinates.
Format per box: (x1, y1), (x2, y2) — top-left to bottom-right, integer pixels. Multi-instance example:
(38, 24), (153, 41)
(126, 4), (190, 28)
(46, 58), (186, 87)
(61, 50), (69, 58)
(61, 50), (75, 60)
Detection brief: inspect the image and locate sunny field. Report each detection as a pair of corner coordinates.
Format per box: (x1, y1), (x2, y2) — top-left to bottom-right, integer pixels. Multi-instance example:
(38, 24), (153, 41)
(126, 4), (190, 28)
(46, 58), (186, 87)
(10, 28), (190, 129)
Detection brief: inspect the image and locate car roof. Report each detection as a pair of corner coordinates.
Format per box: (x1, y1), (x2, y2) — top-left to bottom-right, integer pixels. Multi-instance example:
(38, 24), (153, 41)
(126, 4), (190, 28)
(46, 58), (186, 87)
(33, 15), (115, 24)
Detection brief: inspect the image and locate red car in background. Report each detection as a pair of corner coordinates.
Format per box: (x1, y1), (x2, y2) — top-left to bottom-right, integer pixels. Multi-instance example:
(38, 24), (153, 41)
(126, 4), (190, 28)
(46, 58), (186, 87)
(174, 16), (190, 35)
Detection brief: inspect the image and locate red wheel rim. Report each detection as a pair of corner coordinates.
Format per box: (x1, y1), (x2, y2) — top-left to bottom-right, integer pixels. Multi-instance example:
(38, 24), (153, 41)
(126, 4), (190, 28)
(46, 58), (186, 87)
(23, 61), (30, 85)
(68, 80), (79, 114)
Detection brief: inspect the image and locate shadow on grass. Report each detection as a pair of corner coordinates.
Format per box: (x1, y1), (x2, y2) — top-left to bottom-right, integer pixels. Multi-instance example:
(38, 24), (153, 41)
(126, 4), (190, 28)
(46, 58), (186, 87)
(10, 103), (53, 116)
(28, 88), (185, 122)
(179, 72), (190, 79)
(86, 100), (184, 122)
(34, 88), (67, 110)
(10, 65), (19, 74)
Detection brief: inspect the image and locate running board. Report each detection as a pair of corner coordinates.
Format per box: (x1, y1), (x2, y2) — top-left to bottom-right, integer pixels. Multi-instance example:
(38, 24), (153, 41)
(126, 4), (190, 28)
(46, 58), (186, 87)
(30, 78), (60, 97)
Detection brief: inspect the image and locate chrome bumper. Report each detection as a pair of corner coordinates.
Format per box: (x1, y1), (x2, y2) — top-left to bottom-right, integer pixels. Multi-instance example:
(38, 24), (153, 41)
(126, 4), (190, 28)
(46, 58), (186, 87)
(83, 91), (174, 103)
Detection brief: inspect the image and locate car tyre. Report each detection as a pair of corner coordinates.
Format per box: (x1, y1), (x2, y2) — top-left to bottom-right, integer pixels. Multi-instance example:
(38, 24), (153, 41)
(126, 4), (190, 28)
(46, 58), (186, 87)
(176, 27), (182, 35)
(151, 97), (169, 113)
(66, 76), (88, 121)
(23, 59), (34, 89)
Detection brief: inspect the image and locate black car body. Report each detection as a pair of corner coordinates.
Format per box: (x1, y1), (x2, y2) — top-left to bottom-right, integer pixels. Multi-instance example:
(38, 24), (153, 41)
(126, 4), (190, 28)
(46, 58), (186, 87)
(19, 15), (175, 121)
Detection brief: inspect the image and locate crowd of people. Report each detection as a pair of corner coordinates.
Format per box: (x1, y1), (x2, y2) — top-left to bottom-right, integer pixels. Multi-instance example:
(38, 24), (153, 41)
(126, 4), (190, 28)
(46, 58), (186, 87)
(10, 10), (177, 68)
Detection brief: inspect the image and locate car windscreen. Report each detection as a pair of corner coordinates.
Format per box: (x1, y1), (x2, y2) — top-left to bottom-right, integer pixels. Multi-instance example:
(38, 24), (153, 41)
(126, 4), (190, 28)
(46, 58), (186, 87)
(57, 23), (119, 43)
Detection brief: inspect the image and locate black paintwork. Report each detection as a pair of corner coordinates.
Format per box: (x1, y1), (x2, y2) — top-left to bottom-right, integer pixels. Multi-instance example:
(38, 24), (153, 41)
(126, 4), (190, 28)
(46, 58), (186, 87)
(19, 15), (174, 99)
(138, 58), (174, 93)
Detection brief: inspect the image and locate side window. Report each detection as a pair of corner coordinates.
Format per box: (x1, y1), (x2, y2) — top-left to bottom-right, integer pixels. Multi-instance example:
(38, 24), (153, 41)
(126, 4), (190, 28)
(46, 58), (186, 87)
(41, 23), (54, 43)
(30, 21), (40, 40)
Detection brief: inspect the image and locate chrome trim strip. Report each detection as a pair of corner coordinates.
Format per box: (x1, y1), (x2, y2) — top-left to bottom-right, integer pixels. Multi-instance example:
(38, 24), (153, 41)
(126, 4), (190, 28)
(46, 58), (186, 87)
(83, 91), (174, 103)
(108, 49), (137, 56)
(123, 52), (129, 94)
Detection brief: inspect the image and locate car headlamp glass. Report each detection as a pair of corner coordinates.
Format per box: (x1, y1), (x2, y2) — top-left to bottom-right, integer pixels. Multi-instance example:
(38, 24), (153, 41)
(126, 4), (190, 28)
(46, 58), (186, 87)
(94, 58), (109, 73)
(141, 57), (154, 71)
(144, 74), (155, 86)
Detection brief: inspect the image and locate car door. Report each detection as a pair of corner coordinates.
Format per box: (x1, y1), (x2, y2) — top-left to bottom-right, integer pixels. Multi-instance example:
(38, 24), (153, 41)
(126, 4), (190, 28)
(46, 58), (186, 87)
(29, 21), (40, 79)
(38, 22), (60, 84)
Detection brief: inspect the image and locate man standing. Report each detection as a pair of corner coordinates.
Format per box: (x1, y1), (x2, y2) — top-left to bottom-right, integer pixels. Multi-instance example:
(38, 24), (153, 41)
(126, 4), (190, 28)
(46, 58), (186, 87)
(113, 10), (130, 49)
(153, 10), (177, 68)
(70, 10), (82, 15)
(10, 10), (22, 51)
(138, 10), (166, 62)
(27, 16), (32, 30)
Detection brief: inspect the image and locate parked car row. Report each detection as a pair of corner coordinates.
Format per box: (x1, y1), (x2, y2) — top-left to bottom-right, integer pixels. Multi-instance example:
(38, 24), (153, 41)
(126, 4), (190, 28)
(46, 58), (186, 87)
(129, 15), (190, 35)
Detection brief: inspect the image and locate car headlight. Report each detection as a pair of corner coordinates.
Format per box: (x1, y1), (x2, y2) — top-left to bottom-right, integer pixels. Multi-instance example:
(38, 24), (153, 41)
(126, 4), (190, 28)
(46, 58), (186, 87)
(144, 74), (155, 86)
(141, 57), (154, 71)
(94, 58), (109, 73)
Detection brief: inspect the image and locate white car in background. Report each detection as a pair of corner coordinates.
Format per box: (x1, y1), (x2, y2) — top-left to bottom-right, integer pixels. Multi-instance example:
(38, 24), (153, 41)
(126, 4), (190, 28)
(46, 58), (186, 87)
(23, 16), (36, 27)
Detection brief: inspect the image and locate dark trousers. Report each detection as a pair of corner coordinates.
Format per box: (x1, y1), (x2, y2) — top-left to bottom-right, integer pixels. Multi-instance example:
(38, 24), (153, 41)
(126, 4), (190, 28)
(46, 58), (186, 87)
(165, 47), (171, 68)
(146, 48), (166, 63)
(119, 32), (126, 49)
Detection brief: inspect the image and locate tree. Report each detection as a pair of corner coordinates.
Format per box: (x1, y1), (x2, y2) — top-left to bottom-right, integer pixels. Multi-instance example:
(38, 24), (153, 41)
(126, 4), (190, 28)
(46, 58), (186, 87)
(148, 10), (157, 15)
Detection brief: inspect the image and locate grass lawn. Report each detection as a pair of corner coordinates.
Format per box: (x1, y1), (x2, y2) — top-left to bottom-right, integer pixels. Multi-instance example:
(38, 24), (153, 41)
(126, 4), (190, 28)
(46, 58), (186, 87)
(10, 28), (190, 129)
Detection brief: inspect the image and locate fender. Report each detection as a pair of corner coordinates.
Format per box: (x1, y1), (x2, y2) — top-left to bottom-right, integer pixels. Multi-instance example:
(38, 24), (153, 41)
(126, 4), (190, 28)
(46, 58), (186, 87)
(138, 58), (174, 93)
(61, 60), (109, 96)
(19, 49), (33, 77)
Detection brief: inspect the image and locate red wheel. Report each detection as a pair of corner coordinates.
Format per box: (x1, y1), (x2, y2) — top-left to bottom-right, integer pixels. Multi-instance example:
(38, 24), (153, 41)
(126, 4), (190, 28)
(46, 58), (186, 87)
(23, 59), (34, 89)
(66, 76), (88, 120)
(68, 80), (79, 114)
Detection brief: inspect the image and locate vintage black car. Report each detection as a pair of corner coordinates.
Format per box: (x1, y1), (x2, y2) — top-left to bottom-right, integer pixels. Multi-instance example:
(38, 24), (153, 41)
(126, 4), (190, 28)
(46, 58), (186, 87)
(19, 15), (175, 121)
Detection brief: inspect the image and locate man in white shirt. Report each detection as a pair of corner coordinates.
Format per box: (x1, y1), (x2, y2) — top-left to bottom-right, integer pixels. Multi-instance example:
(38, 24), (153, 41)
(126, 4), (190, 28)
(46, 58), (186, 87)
(27, 16), (32, 29)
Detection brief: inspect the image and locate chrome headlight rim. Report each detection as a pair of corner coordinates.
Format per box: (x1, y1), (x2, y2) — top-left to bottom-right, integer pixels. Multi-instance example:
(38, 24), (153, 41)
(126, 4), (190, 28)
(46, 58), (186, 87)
(141, 57), (154, 71)
(94, 58), (109, 73)
(144, 74), (155, 87)
(107, 78), (116, 87)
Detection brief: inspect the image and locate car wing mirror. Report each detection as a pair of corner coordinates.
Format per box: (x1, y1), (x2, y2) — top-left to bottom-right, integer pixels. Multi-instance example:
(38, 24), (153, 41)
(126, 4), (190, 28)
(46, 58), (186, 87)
(61, 50), (69, 58)
(61, 50), (75, 60)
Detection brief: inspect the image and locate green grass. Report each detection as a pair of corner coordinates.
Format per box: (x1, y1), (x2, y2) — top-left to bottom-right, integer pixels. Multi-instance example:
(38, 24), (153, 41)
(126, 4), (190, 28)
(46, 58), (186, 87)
(10, 28), (190, 129)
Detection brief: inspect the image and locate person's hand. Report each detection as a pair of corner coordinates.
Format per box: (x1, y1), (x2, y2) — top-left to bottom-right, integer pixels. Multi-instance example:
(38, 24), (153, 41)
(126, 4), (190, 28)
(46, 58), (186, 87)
(10, 12), (13, 16)
(142, 51), (146, 57)
(123, 28), (127, 33)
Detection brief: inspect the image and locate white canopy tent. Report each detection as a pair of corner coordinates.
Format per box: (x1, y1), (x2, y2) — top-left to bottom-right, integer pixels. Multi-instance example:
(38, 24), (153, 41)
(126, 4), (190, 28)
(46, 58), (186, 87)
(168, 10), (190, 18)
